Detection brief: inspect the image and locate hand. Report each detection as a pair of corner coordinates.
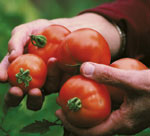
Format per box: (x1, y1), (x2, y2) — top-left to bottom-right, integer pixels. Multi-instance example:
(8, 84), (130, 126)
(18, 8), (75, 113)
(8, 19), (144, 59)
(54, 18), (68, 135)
(4, 57), (61, 111)
(56, 62), (150, 136)
(0, 13), (121, 110)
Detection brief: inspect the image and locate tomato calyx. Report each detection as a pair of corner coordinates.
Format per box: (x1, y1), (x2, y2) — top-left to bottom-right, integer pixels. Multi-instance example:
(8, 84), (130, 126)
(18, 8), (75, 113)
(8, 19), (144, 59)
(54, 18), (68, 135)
(15, 68), (32, 87)
(30, 35), (47, 48)
(65, 63), (81, 67)
(67, 97), (82, 112)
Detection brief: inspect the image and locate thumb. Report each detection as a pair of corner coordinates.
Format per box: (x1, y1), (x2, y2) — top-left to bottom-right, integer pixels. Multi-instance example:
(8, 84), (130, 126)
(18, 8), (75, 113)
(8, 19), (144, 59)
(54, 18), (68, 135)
(8, 31), (28, 62)
(80, 62), (121, 84)
(0, 54), (9, 82)
(8, 19), (51, 62)
(80, 62), (137, 91)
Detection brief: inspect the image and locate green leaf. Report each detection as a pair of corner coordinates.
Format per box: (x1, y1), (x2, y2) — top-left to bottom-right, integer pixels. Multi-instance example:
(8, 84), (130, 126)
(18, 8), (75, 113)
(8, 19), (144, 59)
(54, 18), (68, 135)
(20, 119), (60, 134)
(135, 128), (150, 136)
(0, 129), (7, 136)
(1, 93), (61, 136)
(42, 125), (64, 136)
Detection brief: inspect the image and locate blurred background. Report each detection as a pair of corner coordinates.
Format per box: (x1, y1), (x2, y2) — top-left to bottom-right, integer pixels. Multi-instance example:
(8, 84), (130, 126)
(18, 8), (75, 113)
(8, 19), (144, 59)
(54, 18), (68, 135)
(0, 0), (113, 60)
(0, 0), (149, 136)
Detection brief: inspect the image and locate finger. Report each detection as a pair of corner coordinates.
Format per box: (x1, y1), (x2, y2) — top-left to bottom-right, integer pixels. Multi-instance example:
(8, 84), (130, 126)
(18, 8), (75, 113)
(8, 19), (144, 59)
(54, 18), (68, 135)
(47, 57), (60, 76)
(8, 27), (29, 62)
(43, 57), (61, 94)
(27, 88), (44, 111)
(8, 19), (50, 62)
(80, 62), (121, 84)
(55, 109), (91, 136)
(56, 109), (126, 136)
(43, 76), (60, 95)
(59, 73), (72, 88)
(80, 62), (149, 93)
(4, 86), (25, 107)
(0, 54), (9, 82)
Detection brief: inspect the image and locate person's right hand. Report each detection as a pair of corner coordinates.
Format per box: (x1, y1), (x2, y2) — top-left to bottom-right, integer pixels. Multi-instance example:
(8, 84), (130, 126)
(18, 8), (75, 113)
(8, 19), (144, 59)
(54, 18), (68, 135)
(56, 62), (150, 136)
(0, 13), (121, 110)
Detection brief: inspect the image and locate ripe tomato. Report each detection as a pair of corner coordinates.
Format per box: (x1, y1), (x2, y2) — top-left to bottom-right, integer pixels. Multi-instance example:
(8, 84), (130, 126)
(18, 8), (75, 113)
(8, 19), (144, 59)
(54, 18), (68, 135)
(57, 75), (111, 128)
(107, 58), (148, 104)
(28, 24), (71, 63)
(57, 28), (111, 72)
(8, 54), (47, 91)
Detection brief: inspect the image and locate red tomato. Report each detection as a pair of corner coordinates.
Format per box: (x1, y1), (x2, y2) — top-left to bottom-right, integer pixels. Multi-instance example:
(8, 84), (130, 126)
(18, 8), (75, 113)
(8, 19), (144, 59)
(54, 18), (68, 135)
(57, 75), (111, 128)
(28, 24), (71, 63)
(58, 28), (111, 72)
(107, 58), (148, 104)
(8, 54), (47, 91)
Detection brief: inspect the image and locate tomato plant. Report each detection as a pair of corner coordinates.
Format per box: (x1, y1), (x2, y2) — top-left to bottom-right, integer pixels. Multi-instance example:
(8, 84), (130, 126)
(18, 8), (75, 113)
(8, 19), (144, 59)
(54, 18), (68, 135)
(57, 75), (111, 128)
(57, 28), (111, 72)
(107, 58), (148, 104)
(8, 54), (47, 91)
(28, 24), (71, 63)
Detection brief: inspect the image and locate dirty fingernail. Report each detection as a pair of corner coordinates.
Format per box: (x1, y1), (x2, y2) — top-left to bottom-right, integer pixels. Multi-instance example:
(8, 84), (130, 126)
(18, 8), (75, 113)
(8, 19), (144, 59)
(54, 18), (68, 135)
(82, 63), (95, 76)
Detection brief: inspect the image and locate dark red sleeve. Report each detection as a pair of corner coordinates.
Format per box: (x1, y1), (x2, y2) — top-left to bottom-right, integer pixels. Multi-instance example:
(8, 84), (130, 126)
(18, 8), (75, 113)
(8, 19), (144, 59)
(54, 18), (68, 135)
(81, 0), (150, 65)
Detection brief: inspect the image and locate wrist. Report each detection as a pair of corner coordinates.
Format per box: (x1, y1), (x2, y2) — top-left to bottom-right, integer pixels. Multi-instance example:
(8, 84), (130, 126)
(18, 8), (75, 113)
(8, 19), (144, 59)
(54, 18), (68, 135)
(72, 13), (122, 59)
(112, 22), (126, 59)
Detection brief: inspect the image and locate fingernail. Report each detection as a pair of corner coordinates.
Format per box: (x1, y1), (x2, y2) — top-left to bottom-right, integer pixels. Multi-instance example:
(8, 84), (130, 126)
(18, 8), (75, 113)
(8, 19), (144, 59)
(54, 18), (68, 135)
(82, 63), (95, 76)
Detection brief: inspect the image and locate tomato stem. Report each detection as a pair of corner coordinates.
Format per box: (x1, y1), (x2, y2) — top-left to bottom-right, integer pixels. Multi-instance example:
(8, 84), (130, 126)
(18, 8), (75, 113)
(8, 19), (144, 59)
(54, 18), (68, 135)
(67, 97), (82, 112)
(65, 63), (81, 67)
(65, 63), (81, 74)
(30, 35), (47, 48)
(16, 68), (32, 87)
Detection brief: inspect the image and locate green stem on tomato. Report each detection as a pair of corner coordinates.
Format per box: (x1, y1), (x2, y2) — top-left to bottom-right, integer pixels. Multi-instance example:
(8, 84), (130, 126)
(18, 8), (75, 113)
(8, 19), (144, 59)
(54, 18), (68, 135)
(16, 68), (32, 87)
(30, 35), (47, 48)
(65, 63), (81, 67)
(67, 97), (82, 112)
(65, 63), (81, 75)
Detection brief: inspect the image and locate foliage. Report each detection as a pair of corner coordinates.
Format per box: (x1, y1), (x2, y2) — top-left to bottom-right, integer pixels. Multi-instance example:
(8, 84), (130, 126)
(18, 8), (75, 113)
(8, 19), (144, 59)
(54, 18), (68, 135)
(0, 0), (40, 60)
(0, 0), (149, 136)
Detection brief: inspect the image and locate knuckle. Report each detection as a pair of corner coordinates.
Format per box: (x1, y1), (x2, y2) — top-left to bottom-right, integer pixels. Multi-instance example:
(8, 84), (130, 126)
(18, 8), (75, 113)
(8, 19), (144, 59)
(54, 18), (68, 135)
(28, 88), (43, 97)
(123, 120), (135, 130)
(9, 86), (24, 97)
(121, 119), (138, 134)
(11, 24), (25, 34)
(4, 86), (24, 107)
(8, 38), (15, 51)
(27, 88), (43, 111)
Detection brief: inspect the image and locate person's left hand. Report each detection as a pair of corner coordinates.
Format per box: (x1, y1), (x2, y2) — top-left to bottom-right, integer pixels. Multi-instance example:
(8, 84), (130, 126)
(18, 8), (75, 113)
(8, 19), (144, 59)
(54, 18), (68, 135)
(56, 62), (150, 136)
(0, 13), (121, 110)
